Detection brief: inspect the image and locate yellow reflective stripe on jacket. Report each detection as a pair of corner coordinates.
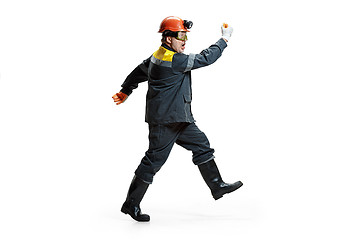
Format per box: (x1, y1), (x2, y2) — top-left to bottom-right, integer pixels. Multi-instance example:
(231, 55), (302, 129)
(153, 46), (175, 62)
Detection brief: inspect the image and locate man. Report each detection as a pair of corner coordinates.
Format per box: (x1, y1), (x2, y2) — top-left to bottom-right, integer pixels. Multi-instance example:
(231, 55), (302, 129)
(113, 16), (243, 222)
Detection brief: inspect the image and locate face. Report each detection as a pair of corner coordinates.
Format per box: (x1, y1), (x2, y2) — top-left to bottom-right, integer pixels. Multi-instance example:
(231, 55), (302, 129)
(166, 32), (187, 53)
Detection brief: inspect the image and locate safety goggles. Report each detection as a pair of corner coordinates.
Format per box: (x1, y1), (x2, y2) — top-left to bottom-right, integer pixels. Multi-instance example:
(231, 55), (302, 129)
(164, 31), (188, 41)
(175, 32), (188, 41)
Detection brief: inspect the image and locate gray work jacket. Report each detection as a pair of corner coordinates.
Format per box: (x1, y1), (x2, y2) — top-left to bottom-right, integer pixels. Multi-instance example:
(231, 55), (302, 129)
(120, 38), (227, 124)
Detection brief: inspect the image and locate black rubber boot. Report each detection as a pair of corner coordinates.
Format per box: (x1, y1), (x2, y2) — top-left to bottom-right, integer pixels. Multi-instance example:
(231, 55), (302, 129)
(198, 160), (243, 200)
(121, 176), (150, 222)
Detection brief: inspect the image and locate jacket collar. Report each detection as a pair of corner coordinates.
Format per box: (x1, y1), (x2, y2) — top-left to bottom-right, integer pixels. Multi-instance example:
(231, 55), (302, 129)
(161, 43), (176, 53)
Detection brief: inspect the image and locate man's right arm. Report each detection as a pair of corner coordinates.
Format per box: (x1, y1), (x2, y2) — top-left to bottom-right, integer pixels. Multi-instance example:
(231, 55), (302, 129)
(172, 24), (233, 73)
(172, 38), (227, 73)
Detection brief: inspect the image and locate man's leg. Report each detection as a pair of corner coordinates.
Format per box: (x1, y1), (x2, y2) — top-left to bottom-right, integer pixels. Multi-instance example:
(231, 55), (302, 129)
(175, 123), (215, 165)
(197, 160), (243, 200)
(121, 176), (150, 222)
(176, 123), (243, 200)
(122, 123), (185, 222)
(135, 123), (186, 183)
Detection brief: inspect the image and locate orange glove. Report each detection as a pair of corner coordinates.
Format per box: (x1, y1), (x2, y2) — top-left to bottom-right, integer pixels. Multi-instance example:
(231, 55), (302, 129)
(112, 92), (128, 105)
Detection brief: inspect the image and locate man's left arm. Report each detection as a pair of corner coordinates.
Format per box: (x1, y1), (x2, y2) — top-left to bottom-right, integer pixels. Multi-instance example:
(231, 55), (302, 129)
(113, 57), (150, 105)
(120, 57), (150, 95)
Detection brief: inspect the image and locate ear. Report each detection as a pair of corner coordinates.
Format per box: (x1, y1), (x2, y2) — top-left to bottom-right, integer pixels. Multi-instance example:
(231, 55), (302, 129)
(166, 36), (172, 45)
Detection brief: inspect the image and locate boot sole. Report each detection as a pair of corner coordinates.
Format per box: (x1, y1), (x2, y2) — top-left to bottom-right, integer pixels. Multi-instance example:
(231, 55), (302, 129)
(120, 205), (129, 215)
(212, 181), (243, 200)
(121, 205), (150, 222)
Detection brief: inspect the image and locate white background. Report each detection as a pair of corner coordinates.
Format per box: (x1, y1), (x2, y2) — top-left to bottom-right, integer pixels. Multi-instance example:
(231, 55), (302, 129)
(1, 0), (359, 239)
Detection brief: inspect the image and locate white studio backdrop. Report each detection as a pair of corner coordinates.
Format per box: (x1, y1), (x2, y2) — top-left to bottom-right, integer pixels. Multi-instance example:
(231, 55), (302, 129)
(0, 0), (359, 239)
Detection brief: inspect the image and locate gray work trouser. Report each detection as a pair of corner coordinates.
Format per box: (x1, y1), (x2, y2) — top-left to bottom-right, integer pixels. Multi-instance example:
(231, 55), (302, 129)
(135, 122), (215, 183)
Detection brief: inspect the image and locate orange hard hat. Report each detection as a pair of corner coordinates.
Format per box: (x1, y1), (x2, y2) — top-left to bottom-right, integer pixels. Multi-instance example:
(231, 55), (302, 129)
(158, 16), (192, 33)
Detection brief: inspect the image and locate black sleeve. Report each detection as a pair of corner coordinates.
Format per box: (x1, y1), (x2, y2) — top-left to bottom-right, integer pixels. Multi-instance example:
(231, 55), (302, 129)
(120, 57), (151, 95)
(172, 38), (227, 73)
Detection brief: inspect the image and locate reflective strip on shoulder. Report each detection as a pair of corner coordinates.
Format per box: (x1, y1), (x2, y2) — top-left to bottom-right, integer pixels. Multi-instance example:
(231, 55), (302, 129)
(151, 46), (175, 67)
(151, 55), (172, 67)
(184, 53), (196, 72)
